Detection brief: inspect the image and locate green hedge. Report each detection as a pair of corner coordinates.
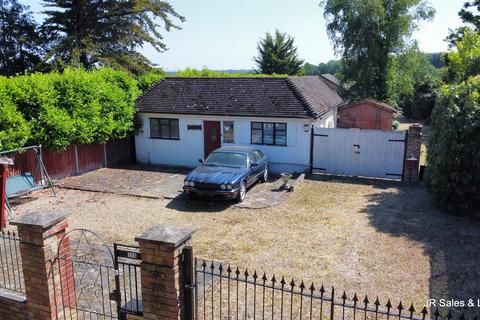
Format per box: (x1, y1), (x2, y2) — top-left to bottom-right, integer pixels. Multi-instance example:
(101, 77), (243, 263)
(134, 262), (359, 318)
(0, 68), (141, 151)
(426, 76), (480, 212)
(0, 77), (30, 151)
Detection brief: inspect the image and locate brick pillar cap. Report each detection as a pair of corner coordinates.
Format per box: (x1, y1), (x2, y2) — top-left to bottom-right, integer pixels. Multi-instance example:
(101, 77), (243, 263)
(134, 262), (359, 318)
(135, 224), (195, 248)
(10, 211), (66, 229)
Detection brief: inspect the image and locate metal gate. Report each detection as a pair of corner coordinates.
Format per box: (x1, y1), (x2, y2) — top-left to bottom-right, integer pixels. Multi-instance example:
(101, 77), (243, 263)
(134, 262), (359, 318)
(51, 230), (142, 319)
(311, 127), (406, 180)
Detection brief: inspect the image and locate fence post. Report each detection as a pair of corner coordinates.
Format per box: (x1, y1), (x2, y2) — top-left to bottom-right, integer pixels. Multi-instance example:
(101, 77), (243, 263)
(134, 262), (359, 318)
(135, 224), (196, 320)
(182, 247), (194, 320)
(0, 164), (7, 229)
(11, 211), (76, 320)
(330, 286), (335, 320)
(403, 124), (423, 182)
(74, 145), (79, 175)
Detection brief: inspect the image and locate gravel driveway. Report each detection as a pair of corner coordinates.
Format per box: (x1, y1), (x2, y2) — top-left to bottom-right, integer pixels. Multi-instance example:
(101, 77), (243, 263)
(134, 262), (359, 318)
(7, 175), (480, 317)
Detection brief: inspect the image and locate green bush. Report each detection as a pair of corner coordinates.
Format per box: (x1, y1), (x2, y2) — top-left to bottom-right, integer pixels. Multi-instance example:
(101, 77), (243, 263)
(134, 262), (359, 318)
(136, 70), (166, 91)
(0, 77), (30, 151)
(425, 77), (480, 212)
(392, 120), (400, 130)
(174, 67), (285, 77)
(0, 68), (140, 151)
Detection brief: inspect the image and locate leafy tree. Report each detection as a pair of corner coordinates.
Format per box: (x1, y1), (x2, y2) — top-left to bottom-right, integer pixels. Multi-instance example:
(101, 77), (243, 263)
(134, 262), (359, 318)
(387, 45), (441, 119)
(424, 52), (446, 69)
(136, 69), (166, 91)
(254, 30), (304, 75)
(321, 0), (434, 100)
(426, 77), (480, 212)
(42, 0), (184, 75)
(303, 63), (320, 75)
(0, 0), (44, 76)
(447, 1), (480, 45)
(318, 59), (343, 75)
(445, 28), (480, 82)
(174, 67), (285, 77)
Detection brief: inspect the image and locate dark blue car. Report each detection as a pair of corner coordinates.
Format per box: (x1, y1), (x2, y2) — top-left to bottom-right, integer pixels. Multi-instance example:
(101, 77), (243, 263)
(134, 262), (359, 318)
(183, 146), (269, 202)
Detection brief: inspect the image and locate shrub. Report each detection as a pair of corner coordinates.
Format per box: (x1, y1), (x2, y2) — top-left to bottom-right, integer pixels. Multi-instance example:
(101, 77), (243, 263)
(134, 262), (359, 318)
(0, 77), (30, 151)
(425, 77), (480, 212)
(136, 70), (165, 91)
(174, 67), (285, 77)
(0, 68), (140, 151)
(392, 120), (400, 130)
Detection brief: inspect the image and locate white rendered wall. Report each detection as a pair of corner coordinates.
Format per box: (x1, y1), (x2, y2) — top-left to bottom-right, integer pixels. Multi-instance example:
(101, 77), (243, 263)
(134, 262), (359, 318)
(135, 113), (314, 173)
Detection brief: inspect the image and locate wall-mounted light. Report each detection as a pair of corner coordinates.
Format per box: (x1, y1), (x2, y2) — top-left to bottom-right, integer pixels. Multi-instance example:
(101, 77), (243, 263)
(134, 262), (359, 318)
(304, 124), (310, 132)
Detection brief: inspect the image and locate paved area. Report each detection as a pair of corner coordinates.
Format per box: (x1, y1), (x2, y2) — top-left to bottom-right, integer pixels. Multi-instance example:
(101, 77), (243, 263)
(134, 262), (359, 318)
(58, 164), (296, 208)
(59, 165), (187, 199)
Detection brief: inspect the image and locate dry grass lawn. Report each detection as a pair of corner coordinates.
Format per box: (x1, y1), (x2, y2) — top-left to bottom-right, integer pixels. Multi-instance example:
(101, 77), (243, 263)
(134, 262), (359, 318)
(9, 176), (480, 315)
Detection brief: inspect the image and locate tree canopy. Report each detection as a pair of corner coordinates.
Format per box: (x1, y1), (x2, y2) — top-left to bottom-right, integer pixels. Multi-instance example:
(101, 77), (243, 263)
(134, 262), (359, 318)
(445, 28), (480, 82)
(254, 30), (304, 75)
(0, 0), (44, 76)
(321, 0), (435, 101)
(447, 0), (480, 45)
(42, 0), (184, 75)
(387, 44), (442, 119)
(303, 60), (343, 76)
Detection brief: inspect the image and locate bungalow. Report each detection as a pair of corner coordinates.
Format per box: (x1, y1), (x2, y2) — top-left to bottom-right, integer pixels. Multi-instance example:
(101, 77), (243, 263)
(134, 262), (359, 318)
(134, 75), (342, 173)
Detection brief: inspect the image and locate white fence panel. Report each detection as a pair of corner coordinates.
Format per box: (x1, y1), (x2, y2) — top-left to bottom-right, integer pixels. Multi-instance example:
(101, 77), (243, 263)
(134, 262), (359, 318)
(312, 127), (406, 180)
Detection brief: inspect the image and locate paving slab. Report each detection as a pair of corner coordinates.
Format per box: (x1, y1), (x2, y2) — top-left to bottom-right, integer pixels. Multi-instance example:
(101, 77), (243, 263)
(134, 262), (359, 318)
(59, 165), (187, 199)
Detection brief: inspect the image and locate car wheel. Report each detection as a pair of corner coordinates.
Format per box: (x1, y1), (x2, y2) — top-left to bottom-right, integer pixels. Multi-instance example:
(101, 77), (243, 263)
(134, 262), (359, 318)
(261, 166), (268, 183)
(238, 181), (246, 202)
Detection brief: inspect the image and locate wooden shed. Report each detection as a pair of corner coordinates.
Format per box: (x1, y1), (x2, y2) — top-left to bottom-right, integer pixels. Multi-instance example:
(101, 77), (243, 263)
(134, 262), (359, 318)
(337, 99), (395, 131)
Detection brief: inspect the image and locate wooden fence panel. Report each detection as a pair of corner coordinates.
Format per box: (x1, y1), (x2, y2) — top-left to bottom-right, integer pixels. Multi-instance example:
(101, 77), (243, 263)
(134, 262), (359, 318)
(41, 146), (77, 181)
(3, 138), (134, 183)
(77, 143), (105, 174)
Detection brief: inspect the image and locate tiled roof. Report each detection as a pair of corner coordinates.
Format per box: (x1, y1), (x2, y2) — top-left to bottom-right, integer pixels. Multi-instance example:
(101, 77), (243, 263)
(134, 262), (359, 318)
(135, 76), (342, 119)
(339, 98), (396, 112)
(320, 73), (341, 87)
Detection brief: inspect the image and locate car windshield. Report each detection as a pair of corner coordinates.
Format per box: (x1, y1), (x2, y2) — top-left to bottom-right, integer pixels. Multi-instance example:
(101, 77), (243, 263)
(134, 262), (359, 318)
(204, 152), (247, 168)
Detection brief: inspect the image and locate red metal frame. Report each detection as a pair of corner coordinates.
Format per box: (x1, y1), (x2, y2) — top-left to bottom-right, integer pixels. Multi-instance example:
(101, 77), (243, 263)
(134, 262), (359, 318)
(1, 164), (7, 229)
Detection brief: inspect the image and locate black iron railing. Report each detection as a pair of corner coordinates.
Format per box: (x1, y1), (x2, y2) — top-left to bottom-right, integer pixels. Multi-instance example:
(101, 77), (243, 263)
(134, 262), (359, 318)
(194, 258), (476, 320)
(114, 243), (143, 317)
(0, 230), (24, 293)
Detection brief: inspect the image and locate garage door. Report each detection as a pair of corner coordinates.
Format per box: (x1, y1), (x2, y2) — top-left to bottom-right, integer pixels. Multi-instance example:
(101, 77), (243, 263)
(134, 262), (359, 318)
(311, 127), (406, 180)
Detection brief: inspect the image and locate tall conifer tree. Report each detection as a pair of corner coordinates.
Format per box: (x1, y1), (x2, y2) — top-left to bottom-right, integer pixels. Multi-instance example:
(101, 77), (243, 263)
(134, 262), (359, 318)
(42, 0), (184, 74)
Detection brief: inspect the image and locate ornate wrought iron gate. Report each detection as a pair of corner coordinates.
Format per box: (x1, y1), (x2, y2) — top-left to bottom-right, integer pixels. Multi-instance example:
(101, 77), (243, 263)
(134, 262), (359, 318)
(52, 229), (142, 320)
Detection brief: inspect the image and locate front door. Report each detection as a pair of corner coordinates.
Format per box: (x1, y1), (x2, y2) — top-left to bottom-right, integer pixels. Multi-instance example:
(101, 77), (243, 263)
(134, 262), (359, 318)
(203, 121), (221, 158)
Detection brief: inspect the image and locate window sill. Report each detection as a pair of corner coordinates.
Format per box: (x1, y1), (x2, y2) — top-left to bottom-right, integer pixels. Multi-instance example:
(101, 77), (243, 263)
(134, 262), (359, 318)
(150, 137), (180, 140)
(251, 142), (287, 147)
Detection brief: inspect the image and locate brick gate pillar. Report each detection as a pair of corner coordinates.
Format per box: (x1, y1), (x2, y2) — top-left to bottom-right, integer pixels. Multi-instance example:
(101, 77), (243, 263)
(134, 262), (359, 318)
(135, 224), (195, 320)
(11, 212), (76, 320)
(403, 124), (423, 182)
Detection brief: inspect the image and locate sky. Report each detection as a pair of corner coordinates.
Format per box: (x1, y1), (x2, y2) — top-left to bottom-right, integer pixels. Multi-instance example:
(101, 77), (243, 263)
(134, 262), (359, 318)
(22, 0), (465, 71)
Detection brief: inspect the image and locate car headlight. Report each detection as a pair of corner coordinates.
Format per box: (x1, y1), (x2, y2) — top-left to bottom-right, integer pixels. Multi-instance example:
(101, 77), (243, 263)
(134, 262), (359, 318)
(227, 184), (232, 190)
(189, 181), (195, 187)
(220, 184), (226, 190)
(184, 180), (190, 186)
